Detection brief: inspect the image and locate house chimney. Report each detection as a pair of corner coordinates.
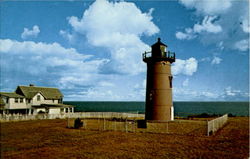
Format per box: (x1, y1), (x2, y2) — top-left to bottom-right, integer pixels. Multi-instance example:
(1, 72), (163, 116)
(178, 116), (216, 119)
(29, 84), (35, 87)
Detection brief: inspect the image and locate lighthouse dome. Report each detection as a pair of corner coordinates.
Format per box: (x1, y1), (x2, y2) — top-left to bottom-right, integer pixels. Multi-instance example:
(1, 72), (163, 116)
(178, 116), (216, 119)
(151, 38), (167, 47)
(151, 38), (168, 58)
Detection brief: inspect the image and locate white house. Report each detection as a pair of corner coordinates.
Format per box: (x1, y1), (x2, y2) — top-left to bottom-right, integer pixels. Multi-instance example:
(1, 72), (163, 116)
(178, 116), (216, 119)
(0, 84), (74, 115)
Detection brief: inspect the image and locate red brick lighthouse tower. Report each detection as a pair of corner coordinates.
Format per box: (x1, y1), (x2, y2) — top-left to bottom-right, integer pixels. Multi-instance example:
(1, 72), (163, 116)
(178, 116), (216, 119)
(143, 38), (175, 121)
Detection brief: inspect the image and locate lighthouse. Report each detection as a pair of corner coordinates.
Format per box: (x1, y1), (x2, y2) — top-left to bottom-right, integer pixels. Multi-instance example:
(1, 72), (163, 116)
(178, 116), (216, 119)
(143, 38), (175, 121)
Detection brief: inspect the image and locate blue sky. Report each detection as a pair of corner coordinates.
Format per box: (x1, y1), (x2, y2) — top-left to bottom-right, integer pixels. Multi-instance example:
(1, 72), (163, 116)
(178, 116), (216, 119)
(0, 0), (249, 101)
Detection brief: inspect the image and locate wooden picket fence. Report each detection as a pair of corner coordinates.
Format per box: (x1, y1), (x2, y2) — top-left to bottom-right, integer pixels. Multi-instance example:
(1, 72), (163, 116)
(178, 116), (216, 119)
(207, 114), (228, 136)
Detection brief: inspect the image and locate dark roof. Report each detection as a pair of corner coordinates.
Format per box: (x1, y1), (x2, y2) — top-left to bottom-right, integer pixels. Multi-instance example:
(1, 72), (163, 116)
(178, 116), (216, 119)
(0, 92), (24, 98)
(16, 85), (63, 100)
(32, 104), (74, 108)
(151, 38), (167, 47)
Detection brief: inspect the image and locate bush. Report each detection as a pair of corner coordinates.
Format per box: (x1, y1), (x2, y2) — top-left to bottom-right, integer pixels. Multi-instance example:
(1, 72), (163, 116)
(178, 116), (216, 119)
(74, 118), (83, 129)
(228, 113), (236, 117)
(188, 113), (222, 118)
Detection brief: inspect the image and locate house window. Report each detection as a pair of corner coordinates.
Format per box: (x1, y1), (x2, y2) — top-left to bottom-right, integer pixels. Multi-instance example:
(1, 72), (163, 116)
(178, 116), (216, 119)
(15, 98), (18, 103)
(37, 95), (41, 101)
(58, 98), (62, 104)
(20, 98), (23, 103)
(65, 108), (68, 113)
(52, 99), (54, 103)
(6, 98), (9, 103)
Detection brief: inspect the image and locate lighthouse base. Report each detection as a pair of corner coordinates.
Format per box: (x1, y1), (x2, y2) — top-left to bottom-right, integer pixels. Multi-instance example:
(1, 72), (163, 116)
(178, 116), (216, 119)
(145, 105), (174, 121)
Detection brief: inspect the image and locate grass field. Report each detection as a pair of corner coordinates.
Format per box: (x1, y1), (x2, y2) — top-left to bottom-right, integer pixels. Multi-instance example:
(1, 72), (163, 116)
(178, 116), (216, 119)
(0, 117), (249, 159)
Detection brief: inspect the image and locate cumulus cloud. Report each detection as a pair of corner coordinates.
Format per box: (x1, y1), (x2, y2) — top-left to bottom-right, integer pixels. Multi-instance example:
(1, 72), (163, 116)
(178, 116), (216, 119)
(0, 39), (109, 90)
(200, 56), (222, 65)
(176, 16), (221, 40)
(172, 57), (198, 76)
(177, 0), (249, 52)
(132, 79), (146, 97)
(234, 39), (249, 51)
(173, 87), (219, 101)
(211, 56), (222, 65)
(0, 0), (161, 101)
(179, 0), (232, 15)
(0, 38), (147, 101)
(174, 86), (249, 101)
(67, 0), (159, 75)
(241, 18), (250, 33)
(176, 28), (196, 40)
(224, 86), (238, 96)
(221, 86), (249, 100)
(182, 78), (189, 87)
(21, 25), (40, 39)
(78, 88), (122, 101)
(193, 16), (222, 33)
(62, 74), (146, 101)
(59, 30), (74, 42)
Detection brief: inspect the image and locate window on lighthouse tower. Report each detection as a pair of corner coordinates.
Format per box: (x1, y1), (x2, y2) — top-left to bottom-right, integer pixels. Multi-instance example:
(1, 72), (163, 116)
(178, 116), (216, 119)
(160, 45), (166, 57)
(169, 76), (173, 88)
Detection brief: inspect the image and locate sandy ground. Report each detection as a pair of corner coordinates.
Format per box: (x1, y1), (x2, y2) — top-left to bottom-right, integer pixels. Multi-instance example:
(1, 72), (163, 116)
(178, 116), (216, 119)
(0, 117), (249, 159)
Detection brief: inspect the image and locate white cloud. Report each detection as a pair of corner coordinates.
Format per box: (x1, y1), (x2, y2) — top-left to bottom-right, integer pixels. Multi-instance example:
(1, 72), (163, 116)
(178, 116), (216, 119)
(177, 0), (249, 52)
(98, 81), (114, 87)
(0, 39), (147, 101)
(59, 30), (74, 42)
(200, 56), (222, 65)
(67, 0), (159, 75)
(193, 16), (222, 33)
(132, 79), (146, 98)
(67, 88), (122, 101)
(0, 39), (108, 90)
(21, 25), (40, 39)
(225, 86), (237, 96)
(182, 78), (189, 87)
(211, 56), (222, 65)
(179, 0), (232, 15)
(200, 57), (211, 62)
(174, 86), (249, 101)
(176, 16), (221, 40)
(175, 28), (196, 40)
(217, 41), (224, 50)
(172, 57), (198, 76)
(221, 86), (249, 100)
(173, 87), (219, 101)
(143, 79), (146, 89)
(234, 39), (249, 51)
(241, 18), (250, 33)
(1, 0), (160, 101)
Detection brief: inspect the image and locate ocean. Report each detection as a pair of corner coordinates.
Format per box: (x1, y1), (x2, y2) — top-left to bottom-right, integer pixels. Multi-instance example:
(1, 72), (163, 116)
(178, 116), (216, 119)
(64, 101), (249, 117)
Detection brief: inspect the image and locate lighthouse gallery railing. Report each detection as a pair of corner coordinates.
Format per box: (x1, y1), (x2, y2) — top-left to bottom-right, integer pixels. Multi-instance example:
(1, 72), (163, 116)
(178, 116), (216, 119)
(143, 51), (175, 62)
